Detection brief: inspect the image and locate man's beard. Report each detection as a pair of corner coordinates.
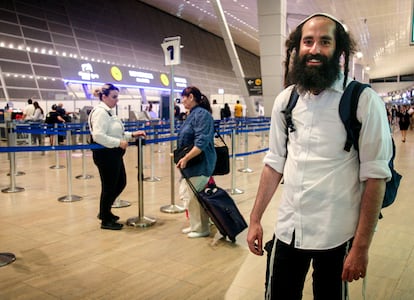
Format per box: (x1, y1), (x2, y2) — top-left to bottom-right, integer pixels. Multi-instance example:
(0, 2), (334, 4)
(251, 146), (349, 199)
(290, 53), (341, 92)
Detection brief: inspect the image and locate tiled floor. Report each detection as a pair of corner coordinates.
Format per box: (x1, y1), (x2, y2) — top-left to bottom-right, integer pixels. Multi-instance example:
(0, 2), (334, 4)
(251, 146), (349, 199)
(0, 129), (413, 299)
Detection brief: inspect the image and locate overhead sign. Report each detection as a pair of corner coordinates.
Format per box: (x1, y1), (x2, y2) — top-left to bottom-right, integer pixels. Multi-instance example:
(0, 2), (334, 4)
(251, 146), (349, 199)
(161, 36), (182, 66)
(245, 77), (262, 96)
(57, 57), (189, 91)
(78, 63), (99, 80)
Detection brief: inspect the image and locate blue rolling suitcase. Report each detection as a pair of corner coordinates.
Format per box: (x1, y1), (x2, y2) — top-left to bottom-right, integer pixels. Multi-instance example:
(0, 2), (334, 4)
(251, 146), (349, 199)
(185, 178), (247, 242)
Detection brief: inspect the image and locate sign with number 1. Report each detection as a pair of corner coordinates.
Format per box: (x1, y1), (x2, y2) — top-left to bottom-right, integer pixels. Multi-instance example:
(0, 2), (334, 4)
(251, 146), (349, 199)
(161, 36), (182, 66)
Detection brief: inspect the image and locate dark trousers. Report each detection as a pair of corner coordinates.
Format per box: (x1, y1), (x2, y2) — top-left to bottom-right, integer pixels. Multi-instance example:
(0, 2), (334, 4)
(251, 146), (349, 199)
(266, 237), (351, 300)
(93, 147), (126, 222)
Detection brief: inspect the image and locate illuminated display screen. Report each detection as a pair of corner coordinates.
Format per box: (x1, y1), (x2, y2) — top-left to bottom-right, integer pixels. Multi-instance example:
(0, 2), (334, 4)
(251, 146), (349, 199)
(57, 57), (189, 91)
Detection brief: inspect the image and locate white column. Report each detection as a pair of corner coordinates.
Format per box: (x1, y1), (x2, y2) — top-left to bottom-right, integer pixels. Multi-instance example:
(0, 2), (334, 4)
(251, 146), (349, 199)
(258, 0), (286, 117)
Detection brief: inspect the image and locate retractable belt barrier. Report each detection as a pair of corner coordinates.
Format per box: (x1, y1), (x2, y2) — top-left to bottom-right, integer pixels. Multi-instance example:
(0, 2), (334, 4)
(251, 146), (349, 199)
(1, 119), (269, 222)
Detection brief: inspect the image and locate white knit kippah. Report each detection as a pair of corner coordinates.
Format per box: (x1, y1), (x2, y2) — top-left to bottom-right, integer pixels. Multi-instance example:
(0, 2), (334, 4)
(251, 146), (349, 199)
(298, 13), (347, 31)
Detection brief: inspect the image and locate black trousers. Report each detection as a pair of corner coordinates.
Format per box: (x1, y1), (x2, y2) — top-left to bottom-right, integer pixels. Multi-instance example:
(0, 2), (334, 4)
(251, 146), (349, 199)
(92, 147), (126, 222)
(266, 237), (351, 300)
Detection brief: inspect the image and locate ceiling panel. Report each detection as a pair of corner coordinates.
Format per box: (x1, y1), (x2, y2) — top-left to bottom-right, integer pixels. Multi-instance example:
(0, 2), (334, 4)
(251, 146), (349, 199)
(139, 0), (414, 79)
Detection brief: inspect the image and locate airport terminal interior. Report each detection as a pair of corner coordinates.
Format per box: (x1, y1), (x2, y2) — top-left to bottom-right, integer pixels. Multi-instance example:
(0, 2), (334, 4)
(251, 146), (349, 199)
(1, 0), (414, 299)
(0, 125), (414, 299)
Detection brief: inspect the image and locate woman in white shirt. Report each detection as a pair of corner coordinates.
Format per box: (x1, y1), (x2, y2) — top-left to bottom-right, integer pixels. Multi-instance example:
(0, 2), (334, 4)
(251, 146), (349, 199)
(89, 83), (146, 230)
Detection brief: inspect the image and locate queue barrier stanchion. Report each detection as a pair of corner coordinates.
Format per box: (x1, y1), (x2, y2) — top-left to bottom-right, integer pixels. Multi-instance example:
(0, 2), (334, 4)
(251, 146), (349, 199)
(160, 127), (184, 214)
(236, 121), (244, 161)
(58, 128), (82, 202)
(112, 123), (146, 208)
(260, 129), (266, 148)
(75, 124), (93, 180)
(50, 124), (64, 169)
(226, 128), (244, 195)
(144, 140), (161, 182)
(32, 122), (46, 155)
(153, 123), (163, 153)
(2, 122), (24, 193)
(238, 125), (253, 173)
(127, 137), (156, 227)
(120, 121), (149, 207)
(7, 123), (25, 177)
(0, 252), (16, 267)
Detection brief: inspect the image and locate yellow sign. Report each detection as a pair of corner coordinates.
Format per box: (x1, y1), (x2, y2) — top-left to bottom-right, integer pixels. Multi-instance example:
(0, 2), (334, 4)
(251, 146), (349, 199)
(110, 66), (122, 81)
(160, 73), (169, 86)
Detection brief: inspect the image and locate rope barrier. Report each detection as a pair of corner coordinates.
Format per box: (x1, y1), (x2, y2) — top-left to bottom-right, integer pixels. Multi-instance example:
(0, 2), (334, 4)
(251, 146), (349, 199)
(1, 121), (270, 159)
(1, 119), (270, 231)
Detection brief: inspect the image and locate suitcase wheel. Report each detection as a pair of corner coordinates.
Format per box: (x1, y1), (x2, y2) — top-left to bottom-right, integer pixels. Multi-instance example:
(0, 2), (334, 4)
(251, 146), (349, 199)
(218, 232), (236, 243)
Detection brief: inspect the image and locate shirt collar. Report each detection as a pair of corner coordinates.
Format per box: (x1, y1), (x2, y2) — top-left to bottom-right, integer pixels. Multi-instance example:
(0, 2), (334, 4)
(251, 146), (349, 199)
(98, 101), (112, 112)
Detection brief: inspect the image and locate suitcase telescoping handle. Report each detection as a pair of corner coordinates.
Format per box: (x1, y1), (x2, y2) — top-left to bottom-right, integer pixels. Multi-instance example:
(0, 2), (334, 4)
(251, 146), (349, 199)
(179, 169), (210, 211)
(180, 169), (201, 197)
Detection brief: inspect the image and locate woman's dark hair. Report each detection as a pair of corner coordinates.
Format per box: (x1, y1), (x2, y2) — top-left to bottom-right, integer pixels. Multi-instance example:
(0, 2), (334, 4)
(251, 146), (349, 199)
(93, 83), (119, 100)
(181, 86), (212, 113)
(33, 101), (43, 115)
(284, 15), (357, 90)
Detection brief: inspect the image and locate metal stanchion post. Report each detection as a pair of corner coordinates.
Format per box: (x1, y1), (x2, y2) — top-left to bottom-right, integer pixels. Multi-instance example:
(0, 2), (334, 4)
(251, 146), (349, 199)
(2, 122), (24, 193)
(75, 124), (93, 180)
(144, 141), (161, 182)
(50, 123), (64, 169)
(154, 124), (163, 153)
(159, 137), (184, 213)
(160, 66), (184, 214)
(127, 137), (156, 227)
(28, 129), (32, 146)
(58, 128), (82, 202)
(0, 253), (16, 267)
(260, 129), (265, 148)
(238, 124), (253, 173)
(236, 121), (244, 161)
(226, 128), (244, 195)
(6, 123), (25, 176)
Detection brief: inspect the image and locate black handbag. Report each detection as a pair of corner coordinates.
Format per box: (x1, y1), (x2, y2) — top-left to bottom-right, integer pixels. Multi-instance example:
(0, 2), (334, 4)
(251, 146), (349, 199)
(213, 130), (230, 175)
(173, 144), (203, 167)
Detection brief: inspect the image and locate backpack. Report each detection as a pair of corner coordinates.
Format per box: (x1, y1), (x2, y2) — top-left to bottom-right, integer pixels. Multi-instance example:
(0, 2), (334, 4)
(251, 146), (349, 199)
(283, 81), (402, 218)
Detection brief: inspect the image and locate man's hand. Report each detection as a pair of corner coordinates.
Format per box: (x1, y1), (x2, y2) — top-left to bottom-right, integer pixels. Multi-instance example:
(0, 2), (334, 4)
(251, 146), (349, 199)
(341, 246), (368, 282)
(247, 221), (264, 256)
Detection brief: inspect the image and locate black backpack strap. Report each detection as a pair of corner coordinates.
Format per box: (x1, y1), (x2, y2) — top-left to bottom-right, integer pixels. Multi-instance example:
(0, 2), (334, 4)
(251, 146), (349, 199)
(282, 86), (299, 134)
(339, 81), (370, 152)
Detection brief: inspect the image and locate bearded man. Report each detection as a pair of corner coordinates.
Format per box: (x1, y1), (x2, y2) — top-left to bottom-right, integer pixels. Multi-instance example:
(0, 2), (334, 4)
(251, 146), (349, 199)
(246, 13), (392, 299)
